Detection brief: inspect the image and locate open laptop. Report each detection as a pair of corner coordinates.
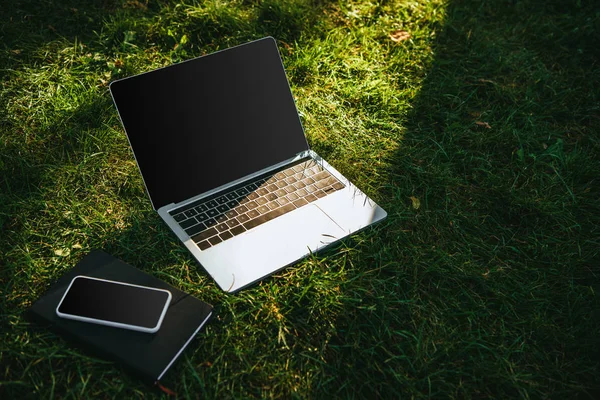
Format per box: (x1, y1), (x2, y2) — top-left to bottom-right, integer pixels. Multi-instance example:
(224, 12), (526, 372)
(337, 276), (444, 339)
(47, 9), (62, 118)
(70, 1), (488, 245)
(109, 37), (387, 292)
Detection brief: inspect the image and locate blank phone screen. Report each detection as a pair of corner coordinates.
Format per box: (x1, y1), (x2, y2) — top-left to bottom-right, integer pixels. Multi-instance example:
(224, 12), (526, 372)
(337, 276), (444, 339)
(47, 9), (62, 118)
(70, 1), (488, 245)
(58, 277), (171, 328)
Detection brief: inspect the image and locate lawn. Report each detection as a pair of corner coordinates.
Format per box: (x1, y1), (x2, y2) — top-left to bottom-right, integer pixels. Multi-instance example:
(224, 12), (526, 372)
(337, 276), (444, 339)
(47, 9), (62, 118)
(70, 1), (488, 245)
(1, 0), (599, 398)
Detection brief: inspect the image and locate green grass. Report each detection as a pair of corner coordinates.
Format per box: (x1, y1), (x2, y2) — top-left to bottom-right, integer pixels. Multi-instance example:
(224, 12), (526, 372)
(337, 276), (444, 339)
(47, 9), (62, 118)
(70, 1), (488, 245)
(1, 0), (599, 398)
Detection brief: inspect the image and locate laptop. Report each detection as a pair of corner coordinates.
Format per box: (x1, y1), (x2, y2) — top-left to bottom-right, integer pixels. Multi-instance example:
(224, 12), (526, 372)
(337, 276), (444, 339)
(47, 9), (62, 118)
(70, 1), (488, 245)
(109, 37), (387, 292)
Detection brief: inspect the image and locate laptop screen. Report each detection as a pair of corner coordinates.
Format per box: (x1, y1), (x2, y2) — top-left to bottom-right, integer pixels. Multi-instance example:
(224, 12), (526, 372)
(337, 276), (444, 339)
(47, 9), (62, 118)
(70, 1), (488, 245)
(110, 37), (309, 210)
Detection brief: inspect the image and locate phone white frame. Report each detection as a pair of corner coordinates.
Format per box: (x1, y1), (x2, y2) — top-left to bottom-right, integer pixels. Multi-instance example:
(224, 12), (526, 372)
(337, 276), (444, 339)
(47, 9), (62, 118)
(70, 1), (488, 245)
(56, 275), (172, 334)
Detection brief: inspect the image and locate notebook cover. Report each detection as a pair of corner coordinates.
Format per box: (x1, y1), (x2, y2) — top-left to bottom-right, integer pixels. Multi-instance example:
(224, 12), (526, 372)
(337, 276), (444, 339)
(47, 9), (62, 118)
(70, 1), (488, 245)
(27, 250), (213, 385)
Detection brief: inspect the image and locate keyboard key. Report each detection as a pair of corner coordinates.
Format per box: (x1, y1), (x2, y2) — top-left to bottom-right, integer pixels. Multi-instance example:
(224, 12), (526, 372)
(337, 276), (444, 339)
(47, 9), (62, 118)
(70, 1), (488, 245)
(246, 200), (258, 209)
(226, 219), (240, 228)
(247, 209), (260, 219)
(287, 193), (298, 201)
(293, 181), (304, 190)
(195, 204), (208, 212)
(256, 197), (268, 206)
(257, 188), (268, 196)
(255, 179), (266, 186)
(247, 192), (259, 200)
(245, 183), (258, 191)
(265, 176), (277, 184)
(226, 200), (238, 208)
(192, 227), (217, 243)
(173, 213), (186, 222)
(225, 210), (238, 218)
(333, 182), (345, 190)
(313, 171), (329, 181)
(196, 212), (209, 222)
(323, 186), (336, 194)
(315, 180), (329, 189)
(284, 186), (296, 194)
(266, 184), (278, 192)
(285, 176), (296, 184)
(302, 177), (315, 185)
(267, 201), (280, 210)
(236, 188), (249, 196)
(293, 198), (308, 208)
(324, 176), (339, 186)
(216, 196), (228, 205)
(276, 181), (287, 188)
(226, 192), (238, 201)
(216, 214), (228, 223)
(206, 200), (218, 209)
(204, 218), (217, 227)
(243, 203), (295, 231)
(220, 231), (233, 241)
(275, 172), (286, 180)
(257, 205), (270, 214)
(206, 209), (219, 217)
(278, 197), (290, 205)
(231, 225), (246, 235)
(237, 213), (250, 223)
(180, 218), (197, 229)
(216, 223), (229, 232)
(266, 193), (277, 201)
(217, 204), (228, 213)
(296, 188), (308, 198)
(235, 205), (248, 214)
(208, 236), (222, 245)
(184, 209), (197, 218)
(197, 240), (211, 250)
(185, 222), (206, 236)
(305, 184), (317, 193)
(283, 169), (295, 177)
(315, 190), (327, 198)
(305, 194), (318, 202)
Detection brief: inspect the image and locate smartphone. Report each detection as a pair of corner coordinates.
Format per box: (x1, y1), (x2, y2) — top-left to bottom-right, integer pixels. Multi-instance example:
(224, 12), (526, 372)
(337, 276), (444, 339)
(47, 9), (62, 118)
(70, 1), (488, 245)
(56, 276), (172, 333)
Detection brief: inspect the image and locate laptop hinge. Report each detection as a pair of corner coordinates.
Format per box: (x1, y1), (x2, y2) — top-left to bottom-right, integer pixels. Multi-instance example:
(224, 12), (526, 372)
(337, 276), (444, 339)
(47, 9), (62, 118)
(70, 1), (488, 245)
(163, 150), (313, 214)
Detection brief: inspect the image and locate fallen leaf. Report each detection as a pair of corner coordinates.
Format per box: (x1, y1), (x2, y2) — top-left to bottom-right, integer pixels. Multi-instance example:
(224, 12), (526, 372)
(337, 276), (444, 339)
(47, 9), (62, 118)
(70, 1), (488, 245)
(390, 30), (411, 42)
(54, 249), (70, 256)
(475, 121), (491, 129)
(409, 196), (420, 210)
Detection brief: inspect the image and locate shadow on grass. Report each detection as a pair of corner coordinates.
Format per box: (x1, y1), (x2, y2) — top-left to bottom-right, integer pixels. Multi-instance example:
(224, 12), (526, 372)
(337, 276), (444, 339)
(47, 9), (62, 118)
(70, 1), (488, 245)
(335, 0), (600, 397)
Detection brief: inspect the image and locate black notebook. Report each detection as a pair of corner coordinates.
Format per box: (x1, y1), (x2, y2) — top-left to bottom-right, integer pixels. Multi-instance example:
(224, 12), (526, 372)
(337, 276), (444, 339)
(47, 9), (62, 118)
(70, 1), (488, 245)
(28, 250), (213, 385)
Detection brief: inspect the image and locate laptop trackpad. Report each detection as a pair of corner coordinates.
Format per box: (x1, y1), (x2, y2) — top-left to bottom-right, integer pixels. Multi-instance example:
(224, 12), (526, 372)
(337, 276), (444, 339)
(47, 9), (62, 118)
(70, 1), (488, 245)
(200, 204), (346, 292)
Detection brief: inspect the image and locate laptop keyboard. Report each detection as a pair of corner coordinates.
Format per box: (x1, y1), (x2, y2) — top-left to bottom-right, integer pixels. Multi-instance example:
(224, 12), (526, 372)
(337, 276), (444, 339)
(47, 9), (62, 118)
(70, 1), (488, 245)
(168, 159), (346, 250)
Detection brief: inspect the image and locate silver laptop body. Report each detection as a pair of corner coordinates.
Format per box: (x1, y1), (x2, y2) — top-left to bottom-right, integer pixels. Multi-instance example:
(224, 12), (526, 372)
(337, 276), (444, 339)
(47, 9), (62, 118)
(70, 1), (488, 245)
(110, 37), (386, 292)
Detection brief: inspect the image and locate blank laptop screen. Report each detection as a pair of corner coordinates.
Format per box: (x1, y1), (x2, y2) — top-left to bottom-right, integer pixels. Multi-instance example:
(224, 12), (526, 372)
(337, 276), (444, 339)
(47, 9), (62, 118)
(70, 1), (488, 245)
(110, 37), (309, 210)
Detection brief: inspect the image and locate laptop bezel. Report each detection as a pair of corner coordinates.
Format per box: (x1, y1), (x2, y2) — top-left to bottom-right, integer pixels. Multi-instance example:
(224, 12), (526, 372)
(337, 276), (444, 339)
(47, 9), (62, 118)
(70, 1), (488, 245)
(109, 37), (310, 211)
